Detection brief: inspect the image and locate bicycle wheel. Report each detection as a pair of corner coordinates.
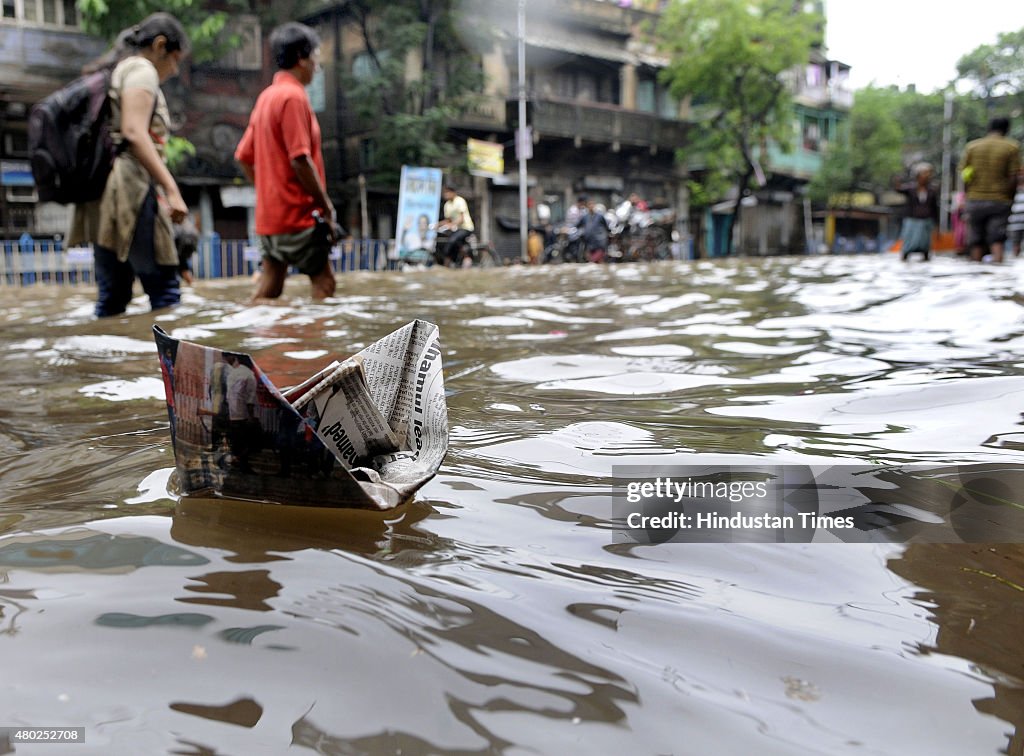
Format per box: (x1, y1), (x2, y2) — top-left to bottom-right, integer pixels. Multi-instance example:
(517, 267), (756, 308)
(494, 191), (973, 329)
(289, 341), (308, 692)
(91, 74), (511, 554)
(642, 228), (668, 261)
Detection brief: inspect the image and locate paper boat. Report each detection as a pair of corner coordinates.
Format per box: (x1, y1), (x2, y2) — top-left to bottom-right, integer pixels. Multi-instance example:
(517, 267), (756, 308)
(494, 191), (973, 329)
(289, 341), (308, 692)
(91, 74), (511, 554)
(153, 319), (447, 510)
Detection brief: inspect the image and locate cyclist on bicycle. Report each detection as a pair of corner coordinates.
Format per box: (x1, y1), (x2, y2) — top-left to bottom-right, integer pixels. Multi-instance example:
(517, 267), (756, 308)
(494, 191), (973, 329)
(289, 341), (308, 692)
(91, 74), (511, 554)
(438, 184), (475, 266)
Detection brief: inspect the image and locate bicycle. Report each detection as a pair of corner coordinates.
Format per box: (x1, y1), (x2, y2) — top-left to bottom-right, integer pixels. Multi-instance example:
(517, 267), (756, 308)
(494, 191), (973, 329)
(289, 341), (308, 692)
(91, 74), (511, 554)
(626, 226), (671, 262)
(436, 228), (498, 268)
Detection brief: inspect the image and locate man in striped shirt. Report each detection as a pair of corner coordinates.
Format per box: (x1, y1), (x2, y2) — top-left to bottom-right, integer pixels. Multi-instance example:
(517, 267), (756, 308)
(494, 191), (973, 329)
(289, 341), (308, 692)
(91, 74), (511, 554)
(959, 117), (1020, 263)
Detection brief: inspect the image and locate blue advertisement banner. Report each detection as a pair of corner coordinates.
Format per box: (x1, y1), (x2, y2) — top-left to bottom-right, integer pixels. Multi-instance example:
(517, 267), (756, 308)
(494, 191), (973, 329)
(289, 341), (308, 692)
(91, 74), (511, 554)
(395, 166), (443, 259)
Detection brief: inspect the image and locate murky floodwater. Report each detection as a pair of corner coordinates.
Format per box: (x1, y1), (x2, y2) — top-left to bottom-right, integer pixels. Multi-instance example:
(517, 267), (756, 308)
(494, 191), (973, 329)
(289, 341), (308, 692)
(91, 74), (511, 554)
(1, 254), (1023, 755)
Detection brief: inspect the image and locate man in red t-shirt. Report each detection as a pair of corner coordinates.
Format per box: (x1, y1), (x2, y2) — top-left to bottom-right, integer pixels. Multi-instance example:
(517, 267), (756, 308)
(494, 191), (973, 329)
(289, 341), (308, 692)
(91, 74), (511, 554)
(235, 22), (337, 301)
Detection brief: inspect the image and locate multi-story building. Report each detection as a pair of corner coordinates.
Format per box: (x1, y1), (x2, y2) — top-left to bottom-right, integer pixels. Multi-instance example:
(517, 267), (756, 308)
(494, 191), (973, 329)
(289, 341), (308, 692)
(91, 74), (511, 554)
(702, 47), (853, 257)
(0, 8), (266, 244)
(0, 2), (103, 237)
(307, 0), (690, 258)
(3, 0), (849, 260)
(309, 0), (855, 259)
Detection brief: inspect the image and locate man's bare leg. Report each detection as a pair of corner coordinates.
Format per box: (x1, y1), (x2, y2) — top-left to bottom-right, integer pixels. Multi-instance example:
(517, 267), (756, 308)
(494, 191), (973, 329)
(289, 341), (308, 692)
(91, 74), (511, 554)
(249, 258), (288, 302)
(991, 242), (1005, 263)
(309, 262), (336, 300)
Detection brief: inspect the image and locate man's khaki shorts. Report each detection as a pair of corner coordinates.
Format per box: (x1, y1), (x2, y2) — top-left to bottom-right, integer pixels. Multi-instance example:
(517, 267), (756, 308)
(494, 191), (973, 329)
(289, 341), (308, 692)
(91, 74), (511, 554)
(259, 225), (329, 276)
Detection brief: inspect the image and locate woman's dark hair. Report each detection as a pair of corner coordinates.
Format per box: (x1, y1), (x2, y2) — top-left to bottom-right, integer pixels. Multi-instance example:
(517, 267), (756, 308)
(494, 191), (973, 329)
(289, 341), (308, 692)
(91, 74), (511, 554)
(270, 22), (319, 70)
(83, 12), (190, 73)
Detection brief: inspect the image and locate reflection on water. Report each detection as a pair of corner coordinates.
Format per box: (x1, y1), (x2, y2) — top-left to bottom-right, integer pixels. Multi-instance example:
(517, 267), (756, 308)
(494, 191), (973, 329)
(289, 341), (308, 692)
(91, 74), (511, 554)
(0, 530), (208, 572)
(888, 544), (1024, 756)
(1, 257), (1023, 753)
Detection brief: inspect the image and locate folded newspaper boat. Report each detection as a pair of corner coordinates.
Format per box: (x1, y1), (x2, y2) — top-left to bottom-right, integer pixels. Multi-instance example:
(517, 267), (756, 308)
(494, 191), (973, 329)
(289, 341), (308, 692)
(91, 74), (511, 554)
(153, 320), (447, 510)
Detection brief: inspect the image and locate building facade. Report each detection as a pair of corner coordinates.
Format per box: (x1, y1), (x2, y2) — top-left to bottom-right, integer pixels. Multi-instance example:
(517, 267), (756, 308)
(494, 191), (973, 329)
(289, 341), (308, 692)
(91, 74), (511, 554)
(0, 9), (266, 244)
(703, 48), (854, 257)
(0, 3), (103, 237)
(307, 0), (690, 259)
(3, 1), (850, 259)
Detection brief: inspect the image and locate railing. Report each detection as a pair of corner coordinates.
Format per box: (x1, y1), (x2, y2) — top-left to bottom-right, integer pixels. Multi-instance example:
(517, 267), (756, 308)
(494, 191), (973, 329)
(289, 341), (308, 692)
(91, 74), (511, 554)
(530, 98), (688, 148)
(0, 237), (396, 287)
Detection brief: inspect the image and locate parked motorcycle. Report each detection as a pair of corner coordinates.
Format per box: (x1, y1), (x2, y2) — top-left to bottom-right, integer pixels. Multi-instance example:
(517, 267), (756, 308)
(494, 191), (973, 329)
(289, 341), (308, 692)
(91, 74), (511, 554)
(542, 224), (586, 264)
(604, 201), (674, 262)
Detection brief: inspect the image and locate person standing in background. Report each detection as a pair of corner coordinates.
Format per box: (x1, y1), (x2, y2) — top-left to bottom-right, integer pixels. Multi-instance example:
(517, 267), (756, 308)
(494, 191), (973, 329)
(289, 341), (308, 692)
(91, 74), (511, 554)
(895, 162), (940, 262)
(1008, 170), (1024, 257)
(565, 195), (588, 226)
(235, 22), (337, 301)
(577, 198), (610, 263)
(68, 13), (191, 317)
(959, 117), (1020, 263)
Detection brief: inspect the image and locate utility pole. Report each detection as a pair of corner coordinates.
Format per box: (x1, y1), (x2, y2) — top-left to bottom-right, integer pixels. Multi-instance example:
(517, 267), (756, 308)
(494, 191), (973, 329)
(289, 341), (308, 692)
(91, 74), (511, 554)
(517, 0), (529, 262)
(939, 91), (953, 233)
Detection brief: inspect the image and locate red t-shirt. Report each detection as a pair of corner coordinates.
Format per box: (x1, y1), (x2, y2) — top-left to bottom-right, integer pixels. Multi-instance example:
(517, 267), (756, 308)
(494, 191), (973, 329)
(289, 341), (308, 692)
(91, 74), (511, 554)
(235, 72), (326, 236)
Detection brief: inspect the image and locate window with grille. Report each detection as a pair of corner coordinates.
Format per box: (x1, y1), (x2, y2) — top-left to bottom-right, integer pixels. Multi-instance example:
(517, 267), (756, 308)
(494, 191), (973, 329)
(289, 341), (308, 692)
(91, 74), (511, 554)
(0, 0), (78, 26)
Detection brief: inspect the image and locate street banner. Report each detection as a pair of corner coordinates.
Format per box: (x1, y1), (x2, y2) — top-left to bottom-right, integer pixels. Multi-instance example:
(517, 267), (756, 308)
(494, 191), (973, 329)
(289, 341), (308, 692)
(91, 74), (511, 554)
(394, 166), (443, 259)
(468, 138), (504, 177)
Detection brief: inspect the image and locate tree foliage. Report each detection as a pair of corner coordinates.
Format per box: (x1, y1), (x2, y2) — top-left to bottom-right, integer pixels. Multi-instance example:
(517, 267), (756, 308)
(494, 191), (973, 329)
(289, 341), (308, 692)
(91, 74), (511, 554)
(342, 0), (485, 187)
(955, 28), (1024, 100)
(78, 0), (232, 63)
(810, 80), (1011, 211)
(656, 0), (822, 252)
(808, 87), (904, 204)
(76, 0), (324, 64)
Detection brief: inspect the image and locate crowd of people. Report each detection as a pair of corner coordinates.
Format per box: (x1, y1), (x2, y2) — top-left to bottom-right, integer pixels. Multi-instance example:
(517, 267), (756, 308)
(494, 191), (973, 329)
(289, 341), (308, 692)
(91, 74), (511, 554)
(536, 191), (670, 264)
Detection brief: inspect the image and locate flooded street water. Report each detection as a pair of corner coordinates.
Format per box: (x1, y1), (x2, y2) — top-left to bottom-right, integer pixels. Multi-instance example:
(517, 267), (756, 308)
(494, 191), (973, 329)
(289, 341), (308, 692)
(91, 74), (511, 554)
(1, 254), (1023, 755)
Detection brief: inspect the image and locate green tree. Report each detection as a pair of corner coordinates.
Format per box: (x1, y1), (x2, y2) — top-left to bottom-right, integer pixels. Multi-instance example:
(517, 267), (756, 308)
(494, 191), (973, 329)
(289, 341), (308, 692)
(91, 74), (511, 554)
(955, 28), (1024, 102)
(343, 0), (485, 187)
(76, 0), (325, 64)
(955, 27), (1024, 146)
(656, 0), (822, 254)
(77, 0), (235, 64)
(808, 87), (904, 205)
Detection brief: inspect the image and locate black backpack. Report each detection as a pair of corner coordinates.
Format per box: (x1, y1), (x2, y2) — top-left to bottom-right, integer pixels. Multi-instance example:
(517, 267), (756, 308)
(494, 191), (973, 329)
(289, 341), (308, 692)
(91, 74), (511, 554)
(28, 69), (122, 205)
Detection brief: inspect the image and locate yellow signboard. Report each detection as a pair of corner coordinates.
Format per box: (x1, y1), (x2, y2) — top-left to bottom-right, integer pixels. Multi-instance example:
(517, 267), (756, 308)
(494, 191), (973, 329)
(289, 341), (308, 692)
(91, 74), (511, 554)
(827, 191), (876, 208)
(467, 138), (504, 177)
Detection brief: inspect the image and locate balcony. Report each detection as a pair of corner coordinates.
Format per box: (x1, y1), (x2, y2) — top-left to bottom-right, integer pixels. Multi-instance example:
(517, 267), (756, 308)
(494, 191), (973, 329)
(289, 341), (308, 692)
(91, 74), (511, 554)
(451, 94), (508, 130)
(527, 98), (688, 150)
(829, 85), (854, 109)
(765, 144), (822, 180)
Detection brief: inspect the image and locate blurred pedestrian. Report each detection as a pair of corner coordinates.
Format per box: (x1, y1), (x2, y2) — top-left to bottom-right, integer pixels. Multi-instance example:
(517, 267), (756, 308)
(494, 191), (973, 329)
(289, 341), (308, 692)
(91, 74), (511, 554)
(959, 117), (1021, 263)
(235, 22), (337, 301)
(577, 198), (610, 263)
(895, 162), (939, 261)
(628, 192), (649, 212)
(565, 194), (588, 226)
(68, 12), (190, 317)
(1008, 170), (1024, 257)
(952, 189), (968, 256)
